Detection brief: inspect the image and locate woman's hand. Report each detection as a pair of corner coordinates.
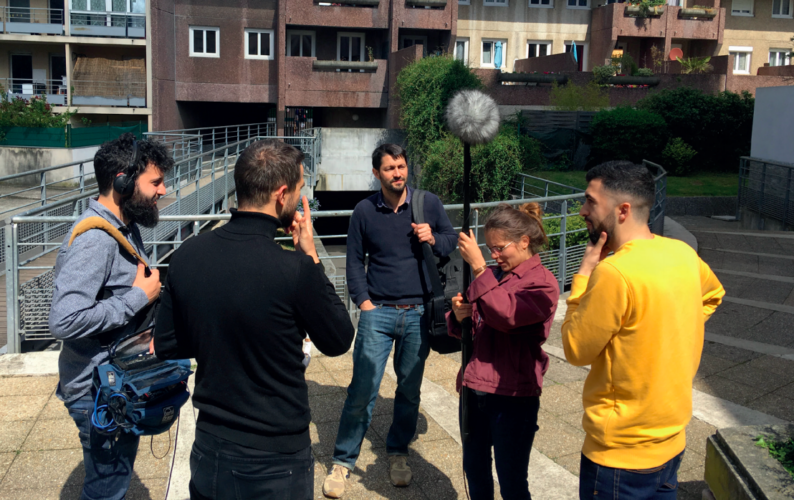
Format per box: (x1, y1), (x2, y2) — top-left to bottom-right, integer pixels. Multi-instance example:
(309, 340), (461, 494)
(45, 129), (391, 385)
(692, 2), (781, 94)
(458, 230), (486, 271)
(452, 293), (472, 323)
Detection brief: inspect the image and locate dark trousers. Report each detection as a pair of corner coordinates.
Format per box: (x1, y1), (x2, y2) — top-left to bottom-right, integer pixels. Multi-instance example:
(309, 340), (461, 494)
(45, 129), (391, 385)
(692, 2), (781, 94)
(579, 452), (683, 500)
(461, 392), (541, 500)
(65, 392), (140, 500)
(189, 428), (314, 500)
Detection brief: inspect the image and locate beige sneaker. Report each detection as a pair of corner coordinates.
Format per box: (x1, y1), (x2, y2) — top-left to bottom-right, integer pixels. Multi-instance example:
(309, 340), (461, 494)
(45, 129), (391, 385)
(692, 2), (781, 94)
(323, 464), (350, 498)
(389, 455), (412, 487)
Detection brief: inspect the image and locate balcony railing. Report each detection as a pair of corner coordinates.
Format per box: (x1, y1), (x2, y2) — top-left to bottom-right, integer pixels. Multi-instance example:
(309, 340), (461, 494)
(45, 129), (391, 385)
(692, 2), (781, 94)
(0, 6), (64, 35)
(0, 78), (68, 106)
(317, 0), (379, 5)
(72, 80), (146, 107)
(70, 11), (145, 38)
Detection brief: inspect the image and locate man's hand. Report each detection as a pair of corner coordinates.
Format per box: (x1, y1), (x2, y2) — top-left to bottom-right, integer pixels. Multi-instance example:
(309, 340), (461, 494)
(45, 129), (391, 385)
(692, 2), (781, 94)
(132, 263), (161, 304)
(411, 223), (436, 246)
(359, 300), (376, 311)
(577, 232), (609, 277)
(291, 196), (320, 264)
(458, 230), (487, 272)
(451, 293), (472, 323)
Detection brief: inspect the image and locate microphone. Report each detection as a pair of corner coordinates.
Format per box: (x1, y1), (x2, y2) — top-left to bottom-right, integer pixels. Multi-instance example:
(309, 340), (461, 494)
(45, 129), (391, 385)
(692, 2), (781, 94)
(444, 89), (500, 145)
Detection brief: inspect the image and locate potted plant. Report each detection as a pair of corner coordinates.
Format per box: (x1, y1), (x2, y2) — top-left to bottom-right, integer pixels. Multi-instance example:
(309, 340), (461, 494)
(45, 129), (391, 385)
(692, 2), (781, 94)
(626, 0), (665, 17)
(680, 4), (718, 17)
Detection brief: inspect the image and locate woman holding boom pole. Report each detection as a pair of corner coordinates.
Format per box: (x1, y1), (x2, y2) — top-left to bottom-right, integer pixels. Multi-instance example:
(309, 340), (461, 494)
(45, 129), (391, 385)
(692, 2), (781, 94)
(448, 202), (560, 500)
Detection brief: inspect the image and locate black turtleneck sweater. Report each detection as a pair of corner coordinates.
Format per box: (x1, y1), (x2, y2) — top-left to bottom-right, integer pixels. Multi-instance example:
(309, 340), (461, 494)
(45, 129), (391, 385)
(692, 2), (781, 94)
(154, 210), (355, 452)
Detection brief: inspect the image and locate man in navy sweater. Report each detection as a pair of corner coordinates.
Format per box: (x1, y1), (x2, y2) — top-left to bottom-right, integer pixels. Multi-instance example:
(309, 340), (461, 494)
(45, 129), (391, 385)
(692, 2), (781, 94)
(323, 144), (457, 497)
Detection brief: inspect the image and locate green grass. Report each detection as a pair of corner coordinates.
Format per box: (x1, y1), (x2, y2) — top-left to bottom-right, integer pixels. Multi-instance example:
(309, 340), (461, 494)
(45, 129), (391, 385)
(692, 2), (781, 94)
(528, 171), (739, 197)
(756, 435), (794, 479)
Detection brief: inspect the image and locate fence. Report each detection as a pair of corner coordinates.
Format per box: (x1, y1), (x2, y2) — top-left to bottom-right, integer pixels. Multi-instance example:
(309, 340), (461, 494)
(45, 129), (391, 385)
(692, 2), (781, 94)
(0, 6), (64, 35)
(737, 156), (794, 229)
(70, 11), (145, 38)
(1, 78), (68, 106)
(0, 123), (148, 149)
(72, 80), (146, 107)
(145, 122), (276, 160)
(520, 111), (597, 134)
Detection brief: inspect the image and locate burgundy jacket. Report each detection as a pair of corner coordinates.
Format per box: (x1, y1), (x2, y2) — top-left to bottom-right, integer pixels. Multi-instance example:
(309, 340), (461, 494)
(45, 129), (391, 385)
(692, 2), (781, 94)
(446, 254), (559, 397)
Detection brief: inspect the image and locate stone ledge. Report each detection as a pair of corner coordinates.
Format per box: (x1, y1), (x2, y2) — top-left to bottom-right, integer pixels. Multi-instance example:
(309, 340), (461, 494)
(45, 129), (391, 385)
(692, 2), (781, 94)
(666, 196), (737, 217)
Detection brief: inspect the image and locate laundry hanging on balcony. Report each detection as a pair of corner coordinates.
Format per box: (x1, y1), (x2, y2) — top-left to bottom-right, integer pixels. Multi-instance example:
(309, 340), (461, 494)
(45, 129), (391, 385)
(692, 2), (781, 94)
(72, 56), (146, 107)
(494, 42), (503, 70)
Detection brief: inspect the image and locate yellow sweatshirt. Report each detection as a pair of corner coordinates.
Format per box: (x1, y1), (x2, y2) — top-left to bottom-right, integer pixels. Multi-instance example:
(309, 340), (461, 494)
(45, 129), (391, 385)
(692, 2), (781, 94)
(562, 236), (724, 470)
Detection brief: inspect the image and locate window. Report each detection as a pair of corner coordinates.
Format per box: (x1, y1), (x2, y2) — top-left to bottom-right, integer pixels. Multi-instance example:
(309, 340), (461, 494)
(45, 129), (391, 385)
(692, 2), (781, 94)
(568, 0), (589, 7)
(769, 49), (790, 67)
(529, 0), (553, 7)
(481, 40), (507, 69)
(772, 0), (792, 16)
(527, 41), (551, 58)
(71, 0), (143, 13)
(459, 0), (470, 4)
(565, 42), (587, 71)
(731, 0), (753, 15)
(245, 29), (273, 60)
(730, 47), (752, 74)
(338, 32), (365, 62)
(287, 31), (316, 57)
(400, 35), (428, 56)
(455, 38), (469, 64)
(484, 0), (508, 5)
(190, 26), (219, 57)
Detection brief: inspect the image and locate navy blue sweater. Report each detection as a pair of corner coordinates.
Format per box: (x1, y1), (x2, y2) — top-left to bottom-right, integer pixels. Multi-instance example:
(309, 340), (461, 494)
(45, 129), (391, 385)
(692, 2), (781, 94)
(347, 188), (458, 306)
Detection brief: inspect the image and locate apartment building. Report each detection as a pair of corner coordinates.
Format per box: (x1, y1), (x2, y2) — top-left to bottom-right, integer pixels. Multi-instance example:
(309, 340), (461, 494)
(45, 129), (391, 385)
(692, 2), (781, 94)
(150, 0), (456, 133)
(720, 0), (793, 75)
(0, 0), (152, 127)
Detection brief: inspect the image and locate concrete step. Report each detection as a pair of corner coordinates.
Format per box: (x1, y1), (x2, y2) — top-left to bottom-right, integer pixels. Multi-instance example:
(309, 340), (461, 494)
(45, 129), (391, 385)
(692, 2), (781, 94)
(716, 273), (794, 306)
(698, 248), (794, 277)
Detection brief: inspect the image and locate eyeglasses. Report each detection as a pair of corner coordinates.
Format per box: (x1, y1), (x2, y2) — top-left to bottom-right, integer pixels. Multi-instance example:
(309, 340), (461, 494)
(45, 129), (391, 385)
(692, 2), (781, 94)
(488, 241), (515, 256)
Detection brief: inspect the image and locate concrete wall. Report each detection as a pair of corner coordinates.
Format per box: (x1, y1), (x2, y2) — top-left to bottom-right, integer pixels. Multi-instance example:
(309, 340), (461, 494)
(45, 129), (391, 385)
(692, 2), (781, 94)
(316, 128), (406, 192)
(0, 146), (98, 186)
(515, 51), (577, 73)
(457, 0), (590, 72)
(721, 0), (794, 75)
(750, 86), (794, 164)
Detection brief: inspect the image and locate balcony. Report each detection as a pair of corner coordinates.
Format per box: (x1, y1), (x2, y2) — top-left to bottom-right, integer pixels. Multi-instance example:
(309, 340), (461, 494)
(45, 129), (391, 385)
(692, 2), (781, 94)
(0, 78), (67, 106)
(70, 11), (145, 38)
(591, 3), (723, 42)
(72, 80), (146, 107)
(286, 0), (389, 29)
(285, 57), (387, 108)
(398, 0), (454, 31)
(0, 6), (64, 35)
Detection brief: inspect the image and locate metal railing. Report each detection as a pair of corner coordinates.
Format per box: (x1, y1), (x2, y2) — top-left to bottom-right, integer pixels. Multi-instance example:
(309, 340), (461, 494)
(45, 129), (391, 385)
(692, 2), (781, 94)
(0, 6), (64, 34)
(145, 122), (277, 160)
(4, 187), (587, 352)
(70, 11), (145, 38)
(0, 78), (68, 106)
(72, 80), (146, 107)
(737, 156), (794, 229)
(295, 128), (321, 188)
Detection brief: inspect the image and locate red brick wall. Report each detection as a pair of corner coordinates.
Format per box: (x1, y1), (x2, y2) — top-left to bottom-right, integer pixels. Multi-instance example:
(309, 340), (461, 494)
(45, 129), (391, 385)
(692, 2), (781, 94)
(514, 53), (577, 74)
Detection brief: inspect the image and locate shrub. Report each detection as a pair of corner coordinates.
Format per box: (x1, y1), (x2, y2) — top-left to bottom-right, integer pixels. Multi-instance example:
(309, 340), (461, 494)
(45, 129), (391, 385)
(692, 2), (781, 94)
(543, 202), (589, 250)
(0, 88), (75, 128)
(636, 68), (654, 77)
(396, 56), (482, 165)
(550, 81), (609, 111)
(588, 107), (668, 166)
(676, 56), (713, 74)
(420, 127), (524, 204)
(593, 65), (616, 85)
(518, 135), (545, 172)
(638, 87), (753, 172)
(662, 137), (697, 176)
(614, 53), (638, 76)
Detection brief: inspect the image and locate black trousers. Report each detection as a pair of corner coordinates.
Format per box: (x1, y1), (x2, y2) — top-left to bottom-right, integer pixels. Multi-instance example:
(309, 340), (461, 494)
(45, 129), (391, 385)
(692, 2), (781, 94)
(461, 392), (541, 500)
(189, 428), (314, 500)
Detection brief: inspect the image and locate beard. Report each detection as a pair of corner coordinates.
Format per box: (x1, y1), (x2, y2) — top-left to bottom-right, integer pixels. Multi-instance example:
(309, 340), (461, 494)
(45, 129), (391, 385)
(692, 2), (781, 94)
(380, 176), (406, 195)
(278, 193), (300, 229)
(121, 189), (160, 228)
(586, 212), (616, 245)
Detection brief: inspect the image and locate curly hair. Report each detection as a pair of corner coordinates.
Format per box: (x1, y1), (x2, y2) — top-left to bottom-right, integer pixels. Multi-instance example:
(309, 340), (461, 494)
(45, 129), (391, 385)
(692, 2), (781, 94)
(94, 132), (174, 195)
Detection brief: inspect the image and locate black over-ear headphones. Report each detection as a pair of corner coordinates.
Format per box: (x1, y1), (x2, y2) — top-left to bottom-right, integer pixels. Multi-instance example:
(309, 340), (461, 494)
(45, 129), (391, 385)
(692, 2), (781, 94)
(113, 139), (141, 197)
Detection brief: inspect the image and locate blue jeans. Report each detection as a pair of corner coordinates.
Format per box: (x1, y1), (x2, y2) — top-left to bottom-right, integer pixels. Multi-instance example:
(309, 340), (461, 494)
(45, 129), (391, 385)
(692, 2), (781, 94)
(332, 304), (428, 469)
(462, 393), (540, 500)
(65, 391), (140, 500)
(579, 452), (683, 500)
(189, 428), (314, 500)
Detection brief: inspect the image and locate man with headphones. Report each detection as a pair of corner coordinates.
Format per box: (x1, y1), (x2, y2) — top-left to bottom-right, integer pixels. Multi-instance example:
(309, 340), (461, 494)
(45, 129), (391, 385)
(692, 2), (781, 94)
(49, 132), (174, 500)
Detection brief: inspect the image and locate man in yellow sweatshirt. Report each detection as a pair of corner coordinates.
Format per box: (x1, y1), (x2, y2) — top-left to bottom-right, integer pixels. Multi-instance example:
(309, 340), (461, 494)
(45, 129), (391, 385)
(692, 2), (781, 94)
(562, 161), (724, 500)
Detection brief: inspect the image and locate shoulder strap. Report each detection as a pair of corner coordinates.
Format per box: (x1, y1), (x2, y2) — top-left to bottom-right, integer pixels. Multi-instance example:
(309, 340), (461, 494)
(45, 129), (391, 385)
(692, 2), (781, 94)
(411, 190), (445, 299)
(68, 216), (148, 268)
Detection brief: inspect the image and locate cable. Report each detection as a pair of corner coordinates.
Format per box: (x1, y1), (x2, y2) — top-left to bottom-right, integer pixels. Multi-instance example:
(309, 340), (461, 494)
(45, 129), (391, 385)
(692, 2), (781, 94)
(91, 390), (119, 432)
(150, 418), (175, 460)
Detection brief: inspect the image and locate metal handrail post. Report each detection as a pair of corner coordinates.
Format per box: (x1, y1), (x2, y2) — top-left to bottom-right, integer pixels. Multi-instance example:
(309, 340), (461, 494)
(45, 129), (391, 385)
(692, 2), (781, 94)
(79, 163), (85, 194)
(760, 162), (767, 229)
(544, 182), (549, 211)
(223, 148), (230, 211)
(521, 176), (525, 199)
(40, 171), (47, 206)
(736, 158), (745, 221)
(558, 200), (568, 292)
(785, 167), (792, 227)
(5, 224), (20, 353)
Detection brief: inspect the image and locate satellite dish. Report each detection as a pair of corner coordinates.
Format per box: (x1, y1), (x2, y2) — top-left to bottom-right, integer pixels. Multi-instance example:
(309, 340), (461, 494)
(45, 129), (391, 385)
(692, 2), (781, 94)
(669, 48), (684, 61)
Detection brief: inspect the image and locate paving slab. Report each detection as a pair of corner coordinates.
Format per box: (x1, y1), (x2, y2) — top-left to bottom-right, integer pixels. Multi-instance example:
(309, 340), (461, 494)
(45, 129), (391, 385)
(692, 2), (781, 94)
(0, 375), (58, 397)
(0, 420), (35, 453)
(0, 395), (49, 421)
(21, 418), (81, 451)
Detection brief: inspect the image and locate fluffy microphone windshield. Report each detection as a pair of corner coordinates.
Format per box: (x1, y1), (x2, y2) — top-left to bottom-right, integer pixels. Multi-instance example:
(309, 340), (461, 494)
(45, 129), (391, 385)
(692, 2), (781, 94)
(445, 90), (500, 145)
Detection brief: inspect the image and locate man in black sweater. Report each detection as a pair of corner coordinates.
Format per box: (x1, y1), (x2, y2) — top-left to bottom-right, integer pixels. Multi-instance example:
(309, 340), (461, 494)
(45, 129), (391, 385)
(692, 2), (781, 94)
(154, 139), (355, 500)
(323, 144), (457, 498)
